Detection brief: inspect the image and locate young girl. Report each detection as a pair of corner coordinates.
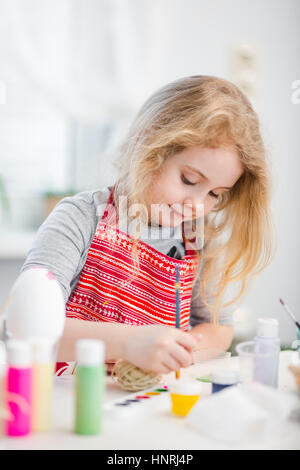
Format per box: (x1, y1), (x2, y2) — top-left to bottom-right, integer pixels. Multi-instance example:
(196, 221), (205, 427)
(20, 75), (274, 376)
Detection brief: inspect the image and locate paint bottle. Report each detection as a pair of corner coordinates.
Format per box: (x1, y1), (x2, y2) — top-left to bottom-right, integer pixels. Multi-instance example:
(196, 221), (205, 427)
(6, 339), (32, 437)
(0, 341), (6, 435)
(31, 338), (55, 432)
(211, 369), (240, 393)
(170, 381), (201, 417)
(74, 339), (105, 435)
(253, 318), (280, 388)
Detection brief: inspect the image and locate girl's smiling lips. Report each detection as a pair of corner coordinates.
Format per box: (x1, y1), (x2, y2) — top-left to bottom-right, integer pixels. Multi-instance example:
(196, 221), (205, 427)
(168, 204), (193, 219)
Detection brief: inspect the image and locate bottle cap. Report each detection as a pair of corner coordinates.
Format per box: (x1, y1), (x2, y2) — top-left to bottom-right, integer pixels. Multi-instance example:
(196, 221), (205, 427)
(76, 339), (105, 367)
(169, 380), (202, 396)
(6, 339), (32, 368)
(0, 341), (6, 376)
(30, 337), (54, 363)
(257, 318), (279, 338)
(211, 369), (240, 385)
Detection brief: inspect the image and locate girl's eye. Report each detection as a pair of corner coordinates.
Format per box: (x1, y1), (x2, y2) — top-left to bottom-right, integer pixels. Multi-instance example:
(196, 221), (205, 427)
(182, 174), (219, 199)
(181, 174), (196, 186)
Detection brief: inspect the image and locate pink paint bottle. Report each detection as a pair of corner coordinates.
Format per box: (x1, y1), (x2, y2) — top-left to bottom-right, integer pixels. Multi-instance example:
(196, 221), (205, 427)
(0, 341), (6, 435)
(6, 340), (32, 437)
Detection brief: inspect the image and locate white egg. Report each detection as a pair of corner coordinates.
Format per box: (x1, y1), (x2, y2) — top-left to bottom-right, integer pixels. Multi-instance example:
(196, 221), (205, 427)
(5, 267), (65, 342)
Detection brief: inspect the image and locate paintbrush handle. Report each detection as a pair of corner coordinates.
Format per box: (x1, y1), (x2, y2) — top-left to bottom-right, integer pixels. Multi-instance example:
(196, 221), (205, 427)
(175, 267), (180, 329)
(175, 266), (181, 379)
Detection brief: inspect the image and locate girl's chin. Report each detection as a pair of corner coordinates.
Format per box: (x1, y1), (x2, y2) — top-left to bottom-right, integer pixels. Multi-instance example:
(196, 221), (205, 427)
(159, 221), (182, 228)
(148, 206), (184, 227)
(158, 213), (183, 227)
(148, 215), (182, 228)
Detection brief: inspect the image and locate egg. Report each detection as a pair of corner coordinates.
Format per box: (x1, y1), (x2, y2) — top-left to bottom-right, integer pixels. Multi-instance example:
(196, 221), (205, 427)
(5, 267), (65, 342)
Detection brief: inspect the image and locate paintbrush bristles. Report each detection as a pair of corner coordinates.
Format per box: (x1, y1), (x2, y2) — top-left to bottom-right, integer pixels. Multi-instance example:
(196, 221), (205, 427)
(279, 298), (300, 329)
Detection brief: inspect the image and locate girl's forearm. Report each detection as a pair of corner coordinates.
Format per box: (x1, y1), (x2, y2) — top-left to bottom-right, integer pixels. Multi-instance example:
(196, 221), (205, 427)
(57, 319), (233, 366)
(56, 317), (131, 362)
(189, 323), (234, 351)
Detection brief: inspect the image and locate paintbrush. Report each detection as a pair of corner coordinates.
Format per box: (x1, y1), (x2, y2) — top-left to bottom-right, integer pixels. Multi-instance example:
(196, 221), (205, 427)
(175, 265), (181, 379)
(279, 298), (300, 329)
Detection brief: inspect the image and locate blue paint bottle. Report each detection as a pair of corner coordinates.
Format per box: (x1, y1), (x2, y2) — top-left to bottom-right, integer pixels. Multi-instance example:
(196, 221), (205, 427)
(211, 370), (239, 393)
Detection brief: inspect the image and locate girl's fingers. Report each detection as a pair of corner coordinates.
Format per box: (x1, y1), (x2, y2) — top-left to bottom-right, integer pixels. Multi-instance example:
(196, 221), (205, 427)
(193, 334), (203, 342)
(161, 349), (191, 372)
(164, 354), (182, 371)
(175, 330), (198, 352)
(159, 362), (175, 374)
(169, 344), (194, 369)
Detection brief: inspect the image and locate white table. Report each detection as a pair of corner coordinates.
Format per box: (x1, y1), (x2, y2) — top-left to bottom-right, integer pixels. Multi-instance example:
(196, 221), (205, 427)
(1, 352), (300, 450)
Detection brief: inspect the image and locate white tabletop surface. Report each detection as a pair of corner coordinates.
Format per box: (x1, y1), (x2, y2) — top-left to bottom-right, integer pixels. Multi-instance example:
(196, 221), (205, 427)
(1, 352), (300, 450)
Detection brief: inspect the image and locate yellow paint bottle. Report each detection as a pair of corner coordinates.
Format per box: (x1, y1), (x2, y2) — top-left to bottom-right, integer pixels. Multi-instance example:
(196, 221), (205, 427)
(170, 381), (202, 417)
(31, 338), (55, 432)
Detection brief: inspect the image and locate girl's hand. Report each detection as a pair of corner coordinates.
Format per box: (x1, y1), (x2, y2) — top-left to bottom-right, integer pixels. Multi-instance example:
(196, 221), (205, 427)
(122, 325), (199, 374)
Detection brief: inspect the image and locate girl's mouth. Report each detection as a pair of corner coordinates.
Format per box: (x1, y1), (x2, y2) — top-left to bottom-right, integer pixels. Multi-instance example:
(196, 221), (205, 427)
(169, 205), (193, 220)
(168, 205), (183, 218)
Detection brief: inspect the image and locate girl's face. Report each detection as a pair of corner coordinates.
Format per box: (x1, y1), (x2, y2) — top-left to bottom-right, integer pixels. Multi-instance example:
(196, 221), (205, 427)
(145, 145), (244, 227)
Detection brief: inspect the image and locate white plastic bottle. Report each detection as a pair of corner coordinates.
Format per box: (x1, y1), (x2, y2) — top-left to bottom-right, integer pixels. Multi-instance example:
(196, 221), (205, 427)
(253, 318), (280, 388)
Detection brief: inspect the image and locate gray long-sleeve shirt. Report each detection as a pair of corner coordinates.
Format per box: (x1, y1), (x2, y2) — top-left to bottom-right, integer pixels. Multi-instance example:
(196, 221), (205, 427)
(20, 187), (233, 326)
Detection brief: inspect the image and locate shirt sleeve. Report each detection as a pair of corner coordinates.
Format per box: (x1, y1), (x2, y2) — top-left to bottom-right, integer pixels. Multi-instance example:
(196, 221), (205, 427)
(20, 192), (98, 303)
(189, 270), (234, 327)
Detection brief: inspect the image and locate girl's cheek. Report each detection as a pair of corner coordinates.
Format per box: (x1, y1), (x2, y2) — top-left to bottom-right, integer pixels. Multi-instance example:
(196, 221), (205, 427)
(205, 199), (218, 215)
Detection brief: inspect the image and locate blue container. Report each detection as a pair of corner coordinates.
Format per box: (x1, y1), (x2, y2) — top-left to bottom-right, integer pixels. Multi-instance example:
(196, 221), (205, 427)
(211, 370), (240, 394)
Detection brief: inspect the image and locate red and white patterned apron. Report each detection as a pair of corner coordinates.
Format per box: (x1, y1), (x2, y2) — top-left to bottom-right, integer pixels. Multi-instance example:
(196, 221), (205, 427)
(55, 186), (199, 376)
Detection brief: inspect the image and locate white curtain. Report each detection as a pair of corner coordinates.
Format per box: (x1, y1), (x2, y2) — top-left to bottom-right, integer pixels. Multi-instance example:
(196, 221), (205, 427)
(0, 0), (171, 226)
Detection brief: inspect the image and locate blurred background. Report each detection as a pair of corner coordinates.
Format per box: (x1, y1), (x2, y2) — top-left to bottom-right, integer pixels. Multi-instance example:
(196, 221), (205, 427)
(0, 0), (299, 348)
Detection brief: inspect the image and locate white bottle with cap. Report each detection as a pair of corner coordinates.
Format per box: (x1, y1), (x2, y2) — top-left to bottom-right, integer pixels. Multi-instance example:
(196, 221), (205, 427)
(253, 318), (280, 388)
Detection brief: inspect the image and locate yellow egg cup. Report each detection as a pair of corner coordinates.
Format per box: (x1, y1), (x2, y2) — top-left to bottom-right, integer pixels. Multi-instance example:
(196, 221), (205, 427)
(170, 392), (200, 417)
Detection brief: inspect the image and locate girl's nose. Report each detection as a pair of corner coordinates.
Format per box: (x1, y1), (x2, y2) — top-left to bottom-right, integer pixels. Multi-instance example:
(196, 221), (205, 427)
(183, 198), (205, 218)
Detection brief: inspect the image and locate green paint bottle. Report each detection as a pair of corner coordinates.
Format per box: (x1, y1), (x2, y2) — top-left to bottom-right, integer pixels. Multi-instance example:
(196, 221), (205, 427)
(74, 339), (105, 435)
